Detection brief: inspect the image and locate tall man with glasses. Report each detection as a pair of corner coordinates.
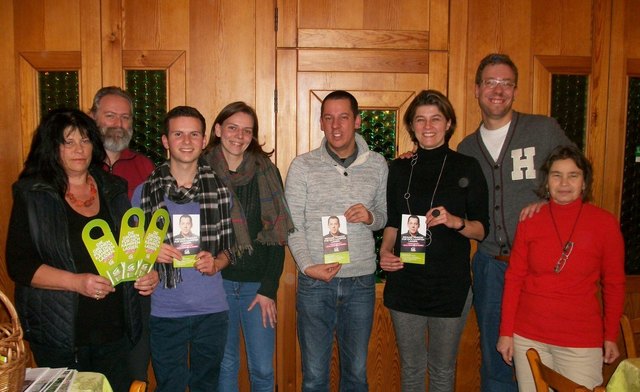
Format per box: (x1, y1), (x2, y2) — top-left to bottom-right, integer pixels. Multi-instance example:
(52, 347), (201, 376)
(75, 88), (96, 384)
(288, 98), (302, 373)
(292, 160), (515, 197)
(457, 53), (572, 391)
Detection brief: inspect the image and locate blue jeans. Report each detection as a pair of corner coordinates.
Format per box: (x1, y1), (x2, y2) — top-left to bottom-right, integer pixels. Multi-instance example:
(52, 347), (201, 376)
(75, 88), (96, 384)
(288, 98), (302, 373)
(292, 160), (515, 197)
(150, 312), (228, 392)
(472, 251), (518, 392)
(390, 289), (472, 392)
(297, 273), (375, 392)
(219, 280), (275, 392)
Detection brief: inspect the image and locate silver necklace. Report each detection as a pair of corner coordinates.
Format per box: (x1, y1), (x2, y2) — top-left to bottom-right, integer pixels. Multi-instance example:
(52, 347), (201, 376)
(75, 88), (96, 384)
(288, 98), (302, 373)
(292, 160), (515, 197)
(403, 152), (448, 246)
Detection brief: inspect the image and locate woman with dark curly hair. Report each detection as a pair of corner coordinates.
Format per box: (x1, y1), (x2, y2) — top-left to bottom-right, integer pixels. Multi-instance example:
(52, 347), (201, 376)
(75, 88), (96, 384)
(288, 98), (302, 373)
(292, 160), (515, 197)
(6, 108), (157, 392)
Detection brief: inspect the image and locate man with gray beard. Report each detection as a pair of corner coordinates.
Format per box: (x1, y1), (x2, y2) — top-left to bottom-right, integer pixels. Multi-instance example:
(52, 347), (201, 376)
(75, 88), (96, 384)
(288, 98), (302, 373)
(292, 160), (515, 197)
(90, 86), (155, 199)
(90, 86), (155, 384)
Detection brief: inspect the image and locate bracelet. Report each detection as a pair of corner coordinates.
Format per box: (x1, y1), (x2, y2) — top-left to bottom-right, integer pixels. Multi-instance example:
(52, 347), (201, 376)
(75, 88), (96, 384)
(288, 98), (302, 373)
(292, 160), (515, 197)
(455, 218), (466, 232)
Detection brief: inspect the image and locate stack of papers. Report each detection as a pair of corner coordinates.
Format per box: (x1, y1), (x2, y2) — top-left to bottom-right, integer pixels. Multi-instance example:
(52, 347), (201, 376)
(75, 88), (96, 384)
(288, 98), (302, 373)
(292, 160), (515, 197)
(22, 368), (77, 392)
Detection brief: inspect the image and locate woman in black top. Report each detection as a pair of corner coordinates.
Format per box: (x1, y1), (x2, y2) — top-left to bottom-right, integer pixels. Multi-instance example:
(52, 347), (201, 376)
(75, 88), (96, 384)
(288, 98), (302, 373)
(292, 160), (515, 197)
(379, 90), (489, 392)
(6, 109), (158, 392)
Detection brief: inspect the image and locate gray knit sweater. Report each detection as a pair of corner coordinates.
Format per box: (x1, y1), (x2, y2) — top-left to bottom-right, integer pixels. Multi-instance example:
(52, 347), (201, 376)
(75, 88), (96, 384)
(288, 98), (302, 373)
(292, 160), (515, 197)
(285, 133), (388, 277)
(457, 111), (572, 257)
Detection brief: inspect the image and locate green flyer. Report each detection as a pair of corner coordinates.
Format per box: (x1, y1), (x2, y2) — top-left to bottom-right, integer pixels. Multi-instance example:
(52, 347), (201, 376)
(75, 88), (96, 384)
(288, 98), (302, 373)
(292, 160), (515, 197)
(82, 219), (125, 285)
(139, 208), (170, 275)
(119, 207), (146, 281)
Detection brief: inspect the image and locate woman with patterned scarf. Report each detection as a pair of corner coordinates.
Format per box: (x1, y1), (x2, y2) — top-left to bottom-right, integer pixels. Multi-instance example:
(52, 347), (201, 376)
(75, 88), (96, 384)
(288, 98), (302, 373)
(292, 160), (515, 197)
(204, 101), (294, 392)
(132, 106), (234, 392)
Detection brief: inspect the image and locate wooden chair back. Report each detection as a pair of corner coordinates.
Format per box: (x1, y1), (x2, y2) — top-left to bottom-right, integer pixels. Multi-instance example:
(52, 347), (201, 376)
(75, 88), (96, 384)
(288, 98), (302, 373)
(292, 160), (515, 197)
(525, 348), (606, 392)
(620, 314), (640, 358)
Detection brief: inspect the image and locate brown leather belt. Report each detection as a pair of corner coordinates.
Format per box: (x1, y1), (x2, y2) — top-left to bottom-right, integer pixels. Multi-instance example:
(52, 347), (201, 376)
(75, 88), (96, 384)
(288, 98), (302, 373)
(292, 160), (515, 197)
(494, 255), (510, 263)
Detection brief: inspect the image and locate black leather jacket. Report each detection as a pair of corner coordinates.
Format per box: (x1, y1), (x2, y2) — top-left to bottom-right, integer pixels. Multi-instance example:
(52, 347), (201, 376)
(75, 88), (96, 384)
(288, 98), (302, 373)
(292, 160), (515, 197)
(8, 167), (141, 350)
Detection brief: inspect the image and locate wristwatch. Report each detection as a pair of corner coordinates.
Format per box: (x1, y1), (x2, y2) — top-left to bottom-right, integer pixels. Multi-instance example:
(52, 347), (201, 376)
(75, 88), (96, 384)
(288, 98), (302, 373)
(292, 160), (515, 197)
(455, 218), (466, 232)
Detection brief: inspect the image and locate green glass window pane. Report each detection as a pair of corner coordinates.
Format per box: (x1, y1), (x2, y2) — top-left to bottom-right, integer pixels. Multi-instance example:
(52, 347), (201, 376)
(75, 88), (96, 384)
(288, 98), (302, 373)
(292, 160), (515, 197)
(359, 109), (397, 280)
(125, 70), (167, 165)
(359, 109), (397, 160)
(550, 74), (588, 150)
(621, 77), (640, 274)
(39, 71), (79, 114)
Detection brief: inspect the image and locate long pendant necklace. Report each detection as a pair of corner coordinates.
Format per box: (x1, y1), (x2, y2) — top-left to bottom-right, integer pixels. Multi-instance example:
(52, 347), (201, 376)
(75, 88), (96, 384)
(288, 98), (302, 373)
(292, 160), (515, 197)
(403, 152), (447, 246)
(549, 202), (583, 273)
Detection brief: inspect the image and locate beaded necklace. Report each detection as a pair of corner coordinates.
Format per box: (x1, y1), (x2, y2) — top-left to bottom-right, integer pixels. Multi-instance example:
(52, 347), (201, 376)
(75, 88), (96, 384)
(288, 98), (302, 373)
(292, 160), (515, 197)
(65, 176), (97, 208)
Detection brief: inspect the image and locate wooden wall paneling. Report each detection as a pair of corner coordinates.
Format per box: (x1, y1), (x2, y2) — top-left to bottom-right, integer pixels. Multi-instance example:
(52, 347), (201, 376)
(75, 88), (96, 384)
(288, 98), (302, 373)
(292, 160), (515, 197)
(429, 0), (448, 51)
(501, 0), (533, 113)
(465, 0), (534, 113)
(587, 0), (612, 208)
(532, 57), (552, 116)
(297, 49), (429, 74)
(209, 0), (257, 110)
(122, 0), (190, 51)
(428, 51), (448, 96)
(560, 0), (592, 56)
(626, 1), (640, 58)
(188, 0), (217, 127)
(447, 0), (469, 146)
(456, 308), (481, 391)
(275, 48), (298, 391)
(276, 0), (297, 48)
(361, 0), (429, 30)
(531, 0), (592, 57)
(531, 0), (563, 55)
(123, 0), (159, 49)
(100, 0), (123, 86)
(189, 0), (261, 127)
(0, 0), (19, 303)
(601, 0), (627, 214)
(298, 29), (429, 50)
(43, 0), (80, 50)
(298, 0), (364, 28)
(463, 0), (508, 136)
(255, 0), (277, 161)
(275, 49), (298, 176)
(79, 0), (103, 111)
(18, 56), (40, 161)
(298, 0), (430, 31)
(13, 0), (45, 50)
(366, 285), (401, 391)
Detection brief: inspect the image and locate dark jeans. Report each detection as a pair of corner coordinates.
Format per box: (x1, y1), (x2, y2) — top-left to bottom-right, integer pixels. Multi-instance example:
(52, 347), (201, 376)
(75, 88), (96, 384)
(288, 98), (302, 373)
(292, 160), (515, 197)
(30, 336), (131, 392)
(150, 311), (229, 392)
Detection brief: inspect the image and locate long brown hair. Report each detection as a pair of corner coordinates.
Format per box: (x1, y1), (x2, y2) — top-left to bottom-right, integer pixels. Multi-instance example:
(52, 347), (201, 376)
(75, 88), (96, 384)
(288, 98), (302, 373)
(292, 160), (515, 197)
(206, 101), (273, 157)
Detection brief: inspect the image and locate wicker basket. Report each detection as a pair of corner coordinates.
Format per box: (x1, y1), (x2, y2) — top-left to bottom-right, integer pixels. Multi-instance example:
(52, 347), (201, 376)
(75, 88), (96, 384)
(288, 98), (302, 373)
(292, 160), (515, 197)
(0, 290), (28, 392)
